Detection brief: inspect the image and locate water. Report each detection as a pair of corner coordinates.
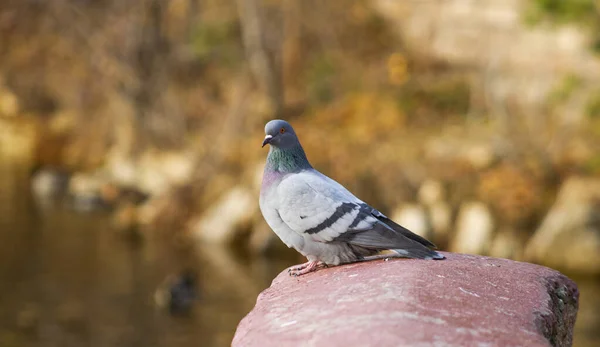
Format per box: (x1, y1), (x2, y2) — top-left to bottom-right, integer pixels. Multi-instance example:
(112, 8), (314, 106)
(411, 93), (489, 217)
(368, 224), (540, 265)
(572, 276), (600, 347)
(0, 161), (295, 347)
(0, 160), (599, 346)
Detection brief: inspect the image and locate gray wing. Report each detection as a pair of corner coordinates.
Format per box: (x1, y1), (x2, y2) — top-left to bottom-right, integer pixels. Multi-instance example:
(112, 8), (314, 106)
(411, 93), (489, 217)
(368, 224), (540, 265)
(276, 170), (438, 254)
(276, 170), (364, 243)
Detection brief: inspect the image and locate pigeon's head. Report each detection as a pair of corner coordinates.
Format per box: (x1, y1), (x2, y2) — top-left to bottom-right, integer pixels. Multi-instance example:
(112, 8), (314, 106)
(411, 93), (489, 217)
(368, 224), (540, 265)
(262, 119), (299, 149)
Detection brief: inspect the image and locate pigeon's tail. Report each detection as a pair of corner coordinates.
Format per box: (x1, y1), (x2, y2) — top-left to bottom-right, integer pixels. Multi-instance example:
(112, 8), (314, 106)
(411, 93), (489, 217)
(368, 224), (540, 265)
(390, 248), (445, 260)
(339, 221), (446, 262)
(356, 248), (445, 262)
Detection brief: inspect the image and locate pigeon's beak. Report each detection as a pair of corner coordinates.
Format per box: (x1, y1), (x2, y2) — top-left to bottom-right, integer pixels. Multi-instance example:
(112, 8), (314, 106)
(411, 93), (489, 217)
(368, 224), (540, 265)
(262, 135), (273, 148)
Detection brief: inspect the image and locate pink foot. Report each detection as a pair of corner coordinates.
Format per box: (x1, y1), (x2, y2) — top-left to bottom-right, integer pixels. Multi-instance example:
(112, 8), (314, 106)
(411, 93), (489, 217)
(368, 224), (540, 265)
(288, 260), (326, 276)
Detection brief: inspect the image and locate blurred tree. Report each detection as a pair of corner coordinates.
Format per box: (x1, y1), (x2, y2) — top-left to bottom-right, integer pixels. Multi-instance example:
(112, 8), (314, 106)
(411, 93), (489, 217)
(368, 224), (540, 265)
(235, 0), (283, 120)
(130, 0), (180, 150)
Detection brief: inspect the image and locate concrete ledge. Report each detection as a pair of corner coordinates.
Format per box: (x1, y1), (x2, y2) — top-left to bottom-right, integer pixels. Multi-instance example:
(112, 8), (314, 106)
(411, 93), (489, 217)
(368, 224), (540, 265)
(233, 253), (578, 346)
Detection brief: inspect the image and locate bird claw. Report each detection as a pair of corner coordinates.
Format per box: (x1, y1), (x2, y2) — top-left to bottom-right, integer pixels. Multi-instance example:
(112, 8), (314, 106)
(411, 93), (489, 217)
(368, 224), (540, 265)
(288, 261), (326, 276)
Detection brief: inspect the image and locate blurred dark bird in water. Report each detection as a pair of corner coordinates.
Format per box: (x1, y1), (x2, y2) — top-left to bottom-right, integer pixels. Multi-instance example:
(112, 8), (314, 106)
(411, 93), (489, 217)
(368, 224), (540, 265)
(154, 270), (199, 314)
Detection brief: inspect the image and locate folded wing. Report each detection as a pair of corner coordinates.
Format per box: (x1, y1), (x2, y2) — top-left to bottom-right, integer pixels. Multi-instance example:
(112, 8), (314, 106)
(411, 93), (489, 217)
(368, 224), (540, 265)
(276, 170), (440, 258)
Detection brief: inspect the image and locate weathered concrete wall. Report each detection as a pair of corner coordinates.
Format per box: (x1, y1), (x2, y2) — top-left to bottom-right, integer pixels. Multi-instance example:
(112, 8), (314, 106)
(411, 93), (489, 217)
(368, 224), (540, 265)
(233, 253), (578, 346)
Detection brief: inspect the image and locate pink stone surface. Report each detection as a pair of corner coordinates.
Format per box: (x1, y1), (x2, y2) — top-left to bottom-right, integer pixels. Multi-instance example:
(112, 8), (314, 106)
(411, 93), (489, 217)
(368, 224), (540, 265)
(233, 253), (578, 347)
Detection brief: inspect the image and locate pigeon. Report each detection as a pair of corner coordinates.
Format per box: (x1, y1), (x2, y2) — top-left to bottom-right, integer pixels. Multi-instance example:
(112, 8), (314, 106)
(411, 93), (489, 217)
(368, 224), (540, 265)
(259, 119), (445, 276)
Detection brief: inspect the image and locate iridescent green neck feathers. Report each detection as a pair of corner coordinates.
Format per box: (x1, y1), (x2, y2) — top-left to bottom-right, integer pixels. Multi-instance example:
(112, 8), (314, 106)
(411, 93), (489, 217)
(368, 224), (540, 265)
(266, 145), (312, 173)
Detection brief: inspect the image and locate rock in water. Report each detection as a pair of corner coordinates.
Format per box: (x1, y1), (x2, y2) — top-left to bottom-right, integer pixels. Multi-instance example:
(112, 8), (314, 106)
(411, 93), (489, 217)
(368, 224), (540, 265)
(68, 172), (108, 212)
(391, 204), (431, 239)
(526, 177), (600, 274)
(450, 201), (494, 255)
(429, 201), (452, 243)
(233, 253), (578, 347)
(418, 179), (445, 206)
(189, 187), (257, 244)
(490, 229), (524, 261)
(30, 167), (69, 205)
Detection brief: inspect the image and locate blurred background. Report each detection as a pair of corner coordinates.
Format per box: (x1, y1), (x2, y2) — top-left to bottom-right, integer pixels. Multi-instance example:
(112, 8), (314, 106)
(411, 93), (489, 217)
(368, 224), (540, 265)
(0, 0), (599, 346)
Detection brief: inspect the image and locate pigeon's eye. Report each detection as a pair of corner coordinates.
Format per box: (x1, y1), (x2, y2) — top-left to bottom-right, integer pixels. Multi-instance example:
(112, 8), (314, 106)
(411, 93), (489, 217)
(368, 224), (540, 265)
(280, 127), (286, 134)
